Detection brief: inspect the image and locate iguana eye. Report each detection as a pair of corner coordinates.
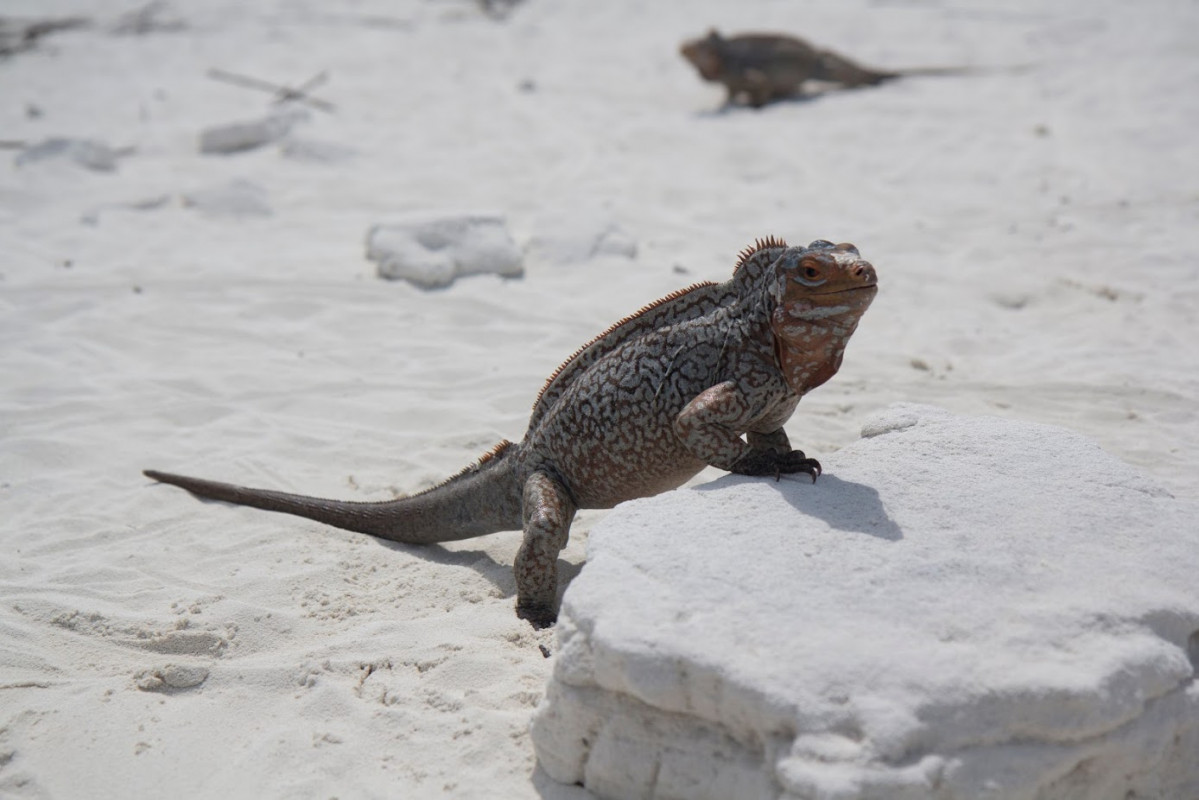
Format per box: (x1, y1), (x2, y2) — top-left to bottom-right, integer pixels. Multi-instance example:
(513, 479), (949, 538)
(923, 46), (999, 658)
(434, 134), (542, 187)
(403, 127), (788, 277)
(791, 258), (827, 287)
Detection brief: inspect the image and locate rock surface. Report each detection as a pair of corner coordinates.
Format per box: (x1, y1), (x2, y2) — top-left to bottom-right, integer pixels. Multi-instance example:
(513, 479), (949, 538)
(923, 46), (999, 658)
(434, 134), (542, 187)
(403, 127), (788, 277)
(532, 405), (1199, 800)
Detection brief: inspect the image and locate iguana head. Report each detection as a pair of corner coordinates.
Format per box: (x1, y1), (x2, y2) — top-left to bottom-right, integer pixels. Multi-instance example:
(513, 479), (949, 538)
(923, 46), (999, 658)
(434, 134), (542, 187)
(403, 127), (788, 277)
(769, 240), (877, 392)
(680, 29), (726, 80)
(774, 240), (877, 312)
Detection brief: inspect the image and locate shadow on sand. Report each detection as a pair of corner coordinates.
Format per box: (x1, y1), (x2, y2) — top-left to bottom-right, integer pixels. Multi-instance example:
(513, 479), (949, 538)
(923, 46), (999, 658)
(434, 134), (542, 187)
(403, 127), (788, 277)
(364, 468), (899, 618)
(694, 471), (902, 541)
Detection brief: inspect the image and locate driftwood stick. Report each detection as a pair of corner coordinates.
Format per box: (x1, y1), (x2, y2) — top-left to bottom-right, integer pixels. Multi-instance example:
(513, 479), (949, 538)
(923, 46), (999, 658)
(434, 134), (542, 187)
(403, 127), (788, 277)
(207, 68), (335, 112)
(287, 70), (329, 99)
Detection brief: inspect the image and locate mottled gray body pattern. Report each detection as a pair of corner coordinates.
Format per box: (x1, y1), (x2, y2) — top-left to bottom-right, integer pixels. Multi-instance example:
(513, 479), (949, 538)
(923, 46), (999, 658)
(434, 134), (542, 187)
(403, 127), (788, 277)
(145, 239), (878, 627)
(681, 29), (961, 108)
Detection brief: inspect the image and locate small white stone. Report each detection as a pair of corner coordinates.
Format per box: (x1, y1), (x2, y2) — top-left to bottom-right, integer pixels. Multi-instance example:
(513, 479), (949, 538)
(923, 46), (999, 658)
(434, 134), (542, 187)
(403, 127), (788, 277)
(366, 213), (523, 289)
(134, 664), (210, 692)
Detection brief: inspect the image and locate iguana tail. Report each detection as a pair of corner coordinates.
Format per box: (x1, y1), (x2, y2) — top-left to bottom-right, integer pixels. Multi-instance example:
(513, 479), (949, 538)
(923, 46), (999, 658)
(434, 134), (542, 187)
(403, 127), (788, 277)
(143, 441), (524, 545)
(898, 65), (975, 78)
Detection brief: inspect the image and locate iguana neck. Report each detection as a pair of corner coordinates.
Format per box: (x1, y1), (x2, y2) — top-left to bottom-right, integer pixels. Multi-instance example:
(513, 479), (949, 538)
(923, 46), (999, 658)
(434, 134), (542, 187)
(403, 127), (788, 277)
(771, 297), (872, 395)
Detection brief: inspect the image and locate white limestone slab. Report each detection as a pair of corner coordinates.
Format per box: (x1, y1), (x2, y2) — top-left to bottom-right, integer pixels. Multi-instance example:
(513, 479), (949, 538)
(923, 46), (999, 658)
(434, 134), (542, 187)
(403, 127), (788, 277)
(532, 405), (1199, 800)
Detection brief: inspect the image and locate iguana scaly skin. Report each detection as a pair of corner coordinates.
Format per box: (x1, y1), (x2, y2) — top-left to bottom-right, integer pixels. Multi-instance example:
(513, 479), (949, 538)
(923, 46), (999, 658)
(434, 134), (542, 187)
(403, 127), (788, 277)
(145, 238), (878, 627)
(681, 29), (963, 108)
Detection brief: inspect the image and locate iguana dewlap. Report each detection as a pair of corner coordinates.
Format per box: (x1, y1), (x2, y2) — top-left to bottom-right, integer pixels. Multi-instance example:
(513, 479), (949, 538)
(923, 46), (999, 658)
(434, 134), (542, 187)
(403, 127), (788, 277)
(145, 238), (878, 628)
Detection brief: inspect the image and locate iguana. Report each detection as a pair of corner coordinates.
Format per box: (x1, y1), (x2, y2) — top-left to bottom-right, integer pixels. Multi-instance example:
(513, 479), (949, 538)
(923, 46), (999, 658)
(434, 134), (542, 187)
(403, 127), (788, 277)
(680, 29), (965, 108)
(144, 238), (878, 627)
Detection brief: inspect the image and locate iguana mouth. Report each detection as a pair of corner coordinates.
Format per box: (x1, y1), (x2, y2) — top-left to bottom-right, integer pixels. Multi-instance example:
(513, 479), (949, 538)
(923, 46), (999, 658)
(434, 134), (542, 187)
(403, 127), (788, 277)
(806, 284), (878, 297)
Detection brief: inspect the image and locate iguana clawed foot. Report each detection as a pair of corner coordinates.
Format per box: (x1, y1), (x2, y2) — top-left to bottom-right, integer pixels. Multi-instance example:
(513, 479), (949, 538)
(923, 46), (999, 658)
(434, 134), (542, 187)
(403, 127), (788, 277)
(731, 449), (822, 483)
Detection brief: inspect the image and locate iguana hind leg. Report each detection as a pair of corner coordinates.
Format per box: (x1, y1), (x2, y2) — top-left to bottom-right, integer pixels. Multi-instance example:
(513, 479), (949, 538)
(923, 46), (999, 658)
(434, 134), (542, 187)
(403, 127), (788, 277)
(515, 471), (577, 629)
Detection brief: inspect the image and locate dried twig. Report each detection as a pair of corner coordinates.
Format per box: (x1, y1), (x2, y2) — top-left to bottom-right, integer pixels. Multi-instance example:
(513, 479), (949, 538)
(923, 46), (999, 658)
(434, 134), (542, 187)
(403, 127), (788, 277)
(207, 68), (335, 113)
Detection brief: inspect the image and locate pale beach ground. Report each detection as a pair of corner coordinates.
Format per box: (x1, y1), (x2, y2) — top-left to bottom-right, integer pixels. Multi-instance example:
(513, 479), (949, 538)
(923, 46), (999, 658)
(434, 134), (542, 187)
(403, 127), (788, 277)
(1, 0), (1196, 798)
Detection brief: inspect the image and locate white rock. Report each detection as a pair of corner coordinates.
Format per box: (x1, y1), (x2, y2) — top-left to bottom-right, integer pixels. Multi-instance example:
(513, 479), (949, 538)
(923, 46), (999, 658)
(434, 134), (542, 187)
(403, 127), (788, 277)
(532, 405), (1199, 800)
(182, 179), (271, 218)
(523, 209), (638, 267)
(366, 214), (523, 289)
(134, 663), (209, 692)
(279, 137), (355, 164)
(15, 137), (123, 171)
(199, 108), (308, 155)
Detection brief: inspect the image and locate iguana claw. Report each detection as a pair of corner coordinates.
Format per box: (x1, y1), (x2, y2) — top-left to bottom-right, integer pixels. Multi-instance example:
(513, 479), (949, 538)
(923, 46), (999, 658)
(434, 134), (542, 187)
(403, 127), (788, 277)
(731, 449), (821, 482)
(780, 451), (821, 483)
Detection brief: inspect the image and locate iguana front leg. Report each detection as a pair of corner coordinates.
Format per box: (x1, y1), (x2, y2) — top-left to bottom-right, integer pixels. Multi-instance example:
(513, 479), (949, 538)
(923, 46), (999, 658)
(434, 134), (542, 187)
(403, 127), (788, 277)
(514, 471), (577, 629)
(747, 427), (791, 454)
(743, 68), (774, 108)
(675, 382), (821, 480)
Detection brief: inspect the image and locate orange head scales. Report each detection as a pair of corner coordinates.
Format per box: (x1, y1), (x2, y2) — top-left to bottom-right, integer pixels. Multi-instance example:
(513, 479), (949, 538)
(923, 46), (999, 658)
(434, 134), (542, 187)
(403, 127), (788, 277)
(768, 240), (878, 395)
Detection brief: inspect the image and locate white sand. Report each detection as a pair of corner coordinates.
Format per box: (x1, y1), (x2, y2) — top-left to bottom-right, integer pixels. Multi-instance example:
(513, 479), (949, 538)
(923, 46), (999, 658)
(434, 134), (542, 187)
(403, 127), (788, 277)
(1, 0), (1196, 797)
